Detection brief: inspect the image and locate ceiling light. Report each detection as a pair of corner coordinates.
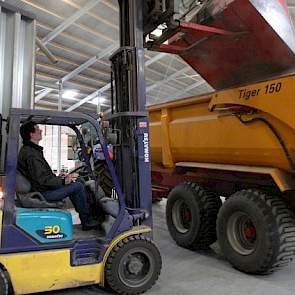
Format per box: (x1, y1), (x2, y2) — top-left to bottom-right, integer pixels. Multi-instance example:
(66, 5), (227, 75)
(90, 96), (107, 105)
(62, 90), (78, 100)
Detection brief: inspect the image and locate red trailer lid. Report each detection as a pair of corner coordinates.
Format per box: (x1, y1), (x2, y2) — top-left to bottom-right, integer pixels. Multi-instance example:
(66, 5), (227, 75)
(158, 0), (295, 89)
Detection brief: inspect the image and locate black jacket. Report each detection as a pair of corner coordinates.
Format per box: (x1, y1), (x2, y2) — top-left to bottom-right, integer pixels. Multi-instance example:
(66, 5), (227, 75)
(18, 141), (64, 192)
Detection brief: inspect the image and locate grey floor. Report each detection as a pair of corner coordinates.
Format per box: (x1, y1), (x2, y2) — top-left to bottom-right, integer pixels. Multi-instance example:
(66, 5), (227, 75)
(40, 200), (295, 295)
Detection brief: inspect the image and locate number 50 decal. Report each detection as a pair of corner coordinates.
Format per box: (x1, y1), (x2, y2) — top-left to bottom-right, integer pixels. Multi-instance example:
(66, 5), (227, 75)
(44, 225), (61, 235)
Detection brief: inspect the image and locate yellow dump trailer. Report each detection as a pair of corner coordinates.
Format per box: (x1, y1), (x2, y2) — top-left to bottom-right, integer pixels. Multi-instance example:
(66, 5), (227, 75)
(148, 74), (295, 274)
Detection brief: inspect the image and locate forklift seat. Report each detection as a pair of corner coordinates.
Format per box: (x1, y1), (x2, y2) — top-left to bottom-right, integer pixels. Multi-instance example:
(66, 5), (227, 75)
(15, 172), (64, 209)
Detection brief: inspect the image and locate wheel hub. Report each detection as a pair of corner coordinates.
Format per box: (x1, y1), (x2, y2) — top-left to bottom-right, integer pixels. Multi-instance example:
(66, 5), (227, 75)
(244, 223), (256, 240)
(126, 256), (144, 275)
(172, 199), (192, 234)
(118, 248), (154, 289)
(227, 211), (257, 255)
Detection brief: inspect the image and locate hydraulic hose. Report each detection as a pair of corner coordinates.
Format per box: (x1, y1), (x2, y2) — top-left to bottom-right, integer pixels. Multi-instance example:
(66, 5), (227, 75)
(236, 115), (295, 172)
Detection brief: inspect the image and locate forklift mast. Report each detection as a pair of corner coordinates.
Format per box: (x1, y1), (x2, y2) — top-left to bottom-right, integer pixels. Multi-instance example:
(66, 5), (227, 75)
(109, 0), (176, 213)
(110, 0), (151, 216)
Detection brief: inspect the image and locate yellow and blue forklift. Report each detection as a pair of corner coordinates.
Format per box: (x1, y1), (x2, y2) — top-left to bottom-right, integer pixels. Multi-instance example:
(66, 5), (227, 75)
(0, 0), (172, 294)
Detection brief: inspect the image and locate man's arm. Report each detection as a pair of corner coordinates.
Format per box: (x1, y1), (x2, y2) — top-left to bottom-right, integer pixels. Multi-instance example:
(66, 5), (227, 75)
(26, 157), (64, 189)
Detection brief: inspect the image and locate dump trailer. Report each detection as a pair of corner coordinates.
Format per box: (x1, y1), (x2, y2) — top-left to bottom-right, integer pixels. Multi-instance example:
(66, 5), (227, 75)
(148, 74), (295, 274)
(142, 0), (295, 275)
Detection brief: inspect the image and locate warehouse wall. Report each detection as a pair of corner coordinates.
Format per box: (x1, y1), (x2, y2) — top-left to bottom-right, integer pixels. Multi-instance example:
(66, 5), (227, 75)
(40, 125), (76, 173)
(0, 2), (35, 115)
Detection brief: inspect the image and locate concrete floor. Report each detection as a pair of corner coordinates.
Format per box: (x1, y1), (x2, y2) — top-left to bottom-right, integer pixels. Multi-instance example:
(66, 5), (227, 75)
(40, 200), (295, 295)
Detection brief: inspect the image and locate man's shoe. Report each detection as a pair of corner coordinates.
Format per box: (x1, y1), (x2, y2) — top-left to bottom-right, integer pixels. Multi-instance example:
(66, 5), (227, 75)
(82, 219), (99, 231)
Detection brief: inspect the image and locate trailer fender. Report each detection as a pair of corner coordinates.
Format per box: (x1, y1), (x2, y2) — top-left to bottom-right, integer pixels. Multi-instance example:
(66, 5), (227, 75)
(176, 162), (295, 192)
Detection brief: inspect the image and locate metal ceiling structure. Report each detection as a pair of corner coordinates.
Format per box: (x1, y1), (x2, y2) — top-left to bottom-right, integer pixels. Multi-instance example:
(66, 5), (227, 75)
(2, 0), (295, 113)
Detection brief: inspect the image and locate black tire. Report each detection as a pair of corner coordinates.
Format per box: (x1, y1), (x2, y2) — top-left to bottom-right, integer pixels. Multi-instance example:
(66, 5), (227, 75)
(166, 182), (222, 250)
(105, 235), (162, 295)
(94, 160), (113, 197)
(0, 269), (8, 295)
(217, 189), (295, 274)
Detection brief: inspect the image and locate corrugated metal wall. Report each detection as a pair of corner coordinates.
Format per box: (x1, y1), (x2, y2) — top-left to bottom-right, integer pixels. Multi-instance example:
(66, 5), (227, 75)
(0, 2), (36, 118)
(0, 2), (36, 170)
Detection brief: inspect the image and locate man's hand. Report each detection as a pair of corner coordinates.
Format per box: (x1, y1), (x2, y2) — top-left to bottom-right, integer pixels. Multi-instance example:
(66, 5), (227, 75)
(64, 173), (79, 184)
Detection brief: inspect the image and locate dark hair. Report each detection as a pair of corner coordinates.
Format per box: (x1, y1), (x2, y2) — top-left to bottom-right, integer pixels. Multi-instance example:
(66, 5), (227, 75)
(20, 121), (37, 143)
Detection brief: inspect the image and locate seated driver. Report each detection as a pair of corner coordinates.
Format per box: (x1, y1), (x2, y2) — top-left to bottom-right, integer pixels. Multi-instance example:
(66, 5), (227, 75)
(17, 120), (98, 231)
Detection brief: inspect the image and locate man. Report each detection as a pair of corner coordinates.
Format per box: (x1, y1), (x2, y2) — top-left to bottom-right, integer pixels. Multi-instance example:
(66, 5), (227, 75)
(17, 120), (98, 231)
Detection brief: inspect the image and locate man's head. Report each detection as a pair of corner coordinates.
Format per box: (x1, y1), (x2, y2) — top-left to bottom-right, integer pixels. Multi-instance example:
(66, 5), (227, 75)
(20, 121), (42, 144)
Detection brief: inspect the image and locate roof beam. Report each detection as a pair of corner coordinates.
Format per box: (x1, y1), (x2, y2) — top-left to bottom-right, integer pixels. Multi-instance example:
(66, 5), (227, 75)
(35, 89), (53, 103)
(34, 43), (117, 103)
(36, 94), (110, 107)
(65, 53), (167, 112)
(66, 84), (110, 112)
(146, 67), (192, 92)
(35, 80), (59, 90)
(61, 0), (118, 29)
(173, 80), (206, 99)
(60, 43), (117, 83)
(145, 53), (166, 66)
(148, 80), (206, 105)
(35, 89), (47, 95)
(42, 0), (103, 45)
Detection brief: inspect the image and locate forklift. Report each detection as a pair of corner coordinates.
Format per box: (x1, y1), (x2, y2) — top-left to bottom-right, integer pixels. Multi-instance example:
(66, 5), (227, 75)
(0, 0), (177, 294)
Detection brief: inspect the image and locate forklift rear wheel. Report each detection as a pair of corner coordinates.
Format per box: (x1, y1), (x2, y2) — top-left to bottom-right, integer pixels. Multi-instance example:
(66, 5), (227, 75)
(217, 189), (295, 274)
(105, 235), (161, 295)
(166, 182), (222, 250)
(0, 268), (9, 295)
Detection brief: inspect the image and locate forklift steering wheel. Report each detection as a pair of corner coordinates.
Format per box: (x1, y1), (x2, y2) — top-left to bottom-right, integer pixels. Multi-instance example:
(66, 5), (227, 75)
(68, 163), (93, 183)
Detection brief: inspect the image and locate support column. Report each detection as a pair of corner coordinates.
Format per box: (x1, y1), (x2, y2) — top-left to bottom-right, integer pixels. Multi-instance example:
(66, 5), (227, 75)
(57, 81), (63, 174)
(0, 2), (35, 171)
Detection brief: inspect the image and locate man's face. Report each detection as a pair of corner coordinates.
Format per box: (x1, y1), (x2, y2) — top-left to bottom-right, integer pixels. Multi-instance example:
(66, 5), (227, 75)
(30, 125), (42, 142)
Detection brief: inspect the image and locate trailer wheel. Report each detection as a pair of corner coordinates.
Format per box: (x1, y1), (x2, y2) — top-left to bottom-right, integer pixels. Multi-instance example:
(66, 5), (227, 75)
(105, 235), (162, 295)
(217, 189), (295, 274)
(0, 268), (9, 295)
(166, 182), (222, 250)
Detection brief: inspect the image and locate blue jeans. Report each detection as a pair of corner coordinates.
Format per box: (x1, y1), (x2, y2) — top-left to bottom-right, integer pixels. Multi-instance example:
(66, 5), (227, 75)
(42, 182), (90, 223)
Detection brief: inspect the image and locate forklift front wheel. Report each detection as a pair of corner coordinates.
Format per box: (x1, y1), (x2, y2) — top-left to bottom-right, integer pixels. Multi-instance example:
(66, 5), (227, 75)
(105, 235), (162, 295)
(0, 268), (9, 295)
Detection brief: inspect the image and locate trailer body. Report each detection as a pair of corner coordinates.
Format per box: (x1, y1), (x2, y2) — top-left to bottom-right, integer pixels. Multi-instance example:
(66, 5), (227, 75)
(149, 74), (295, 197)
(147, 74), (295, 274)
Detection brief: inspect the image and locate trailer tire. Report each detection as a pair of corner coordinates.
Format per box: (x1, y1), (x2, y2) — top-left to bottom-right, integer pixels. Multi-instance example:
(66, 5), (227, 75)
(0, 268), (9, 295)
(217, 189), (295, 274)
(105, 235), (162, 295)
(166, 182), (222, 250)
(94, 160), (113, 197)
